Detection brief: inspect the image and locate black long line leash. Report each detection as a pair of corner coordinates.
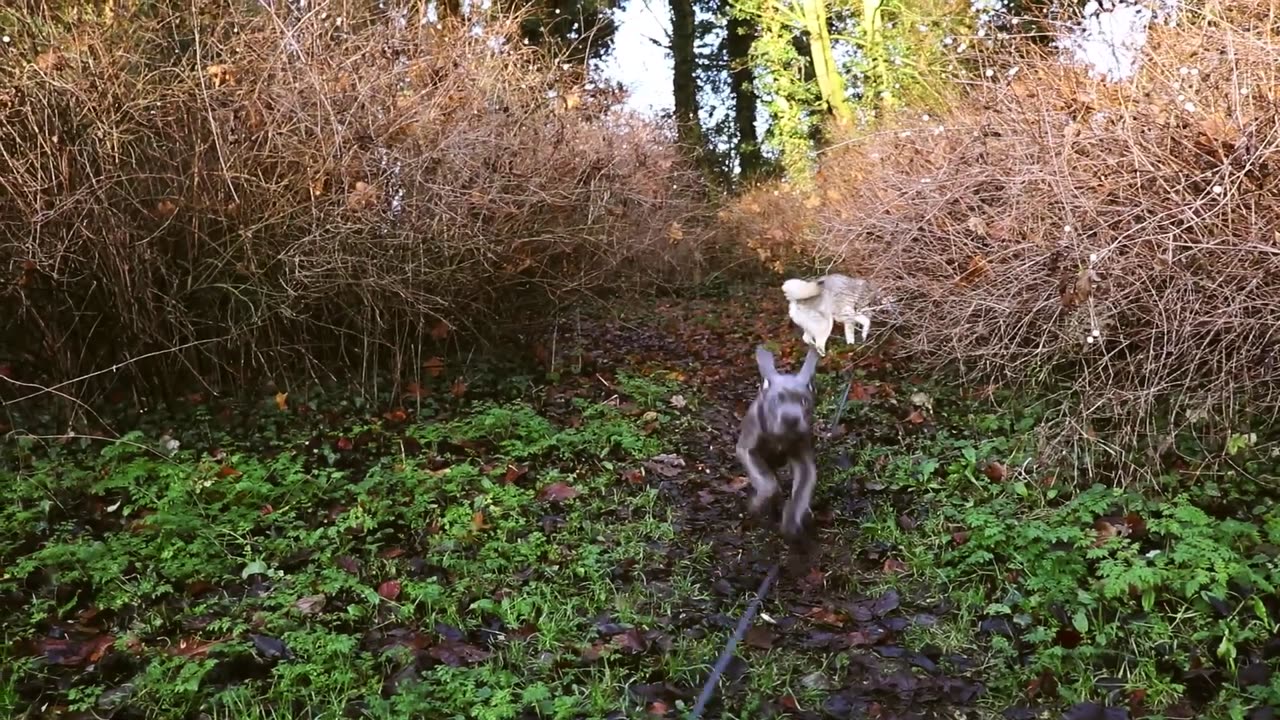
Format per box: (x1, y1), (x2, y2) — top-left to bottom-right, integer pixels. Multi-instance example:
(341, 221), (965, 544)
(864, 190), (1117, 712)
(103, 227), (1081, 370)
(687, 368), (856, 719)
(687, 562), (780, 719)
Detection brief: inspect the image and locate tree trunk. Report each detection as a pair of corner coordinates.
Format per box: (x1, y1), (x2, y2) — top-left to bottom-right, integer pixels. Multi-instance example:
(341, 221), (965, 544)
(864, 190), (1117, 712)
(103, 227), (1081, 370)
(726, 4), (763, 177)
(669, 0), (704, 151)
(861, 0), (886, 105)
(799, 0), (852, 126)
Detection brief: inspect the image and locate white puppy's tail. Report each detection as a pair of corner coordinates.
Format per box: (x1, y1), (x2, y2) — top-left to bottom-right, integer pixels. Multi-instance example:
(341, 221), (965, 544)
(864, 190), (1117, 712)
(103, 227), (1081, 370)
(782, 278), (823, 302)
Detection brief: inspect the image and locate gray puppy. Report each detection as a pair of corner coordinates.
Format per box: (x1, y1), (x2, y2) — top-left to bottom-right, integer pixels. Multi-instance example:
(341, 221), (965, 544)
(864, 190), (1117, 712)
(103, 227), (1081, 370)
(736, 345), (820, 540)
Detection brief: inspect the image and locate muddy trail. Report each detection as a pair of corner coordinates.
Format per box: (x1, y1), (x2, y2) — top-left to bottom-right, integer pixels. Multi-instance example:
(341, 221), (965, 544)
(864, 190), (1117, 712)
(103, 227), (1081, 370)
(580, 291), (988, 719)
(2, 287), (995, 720)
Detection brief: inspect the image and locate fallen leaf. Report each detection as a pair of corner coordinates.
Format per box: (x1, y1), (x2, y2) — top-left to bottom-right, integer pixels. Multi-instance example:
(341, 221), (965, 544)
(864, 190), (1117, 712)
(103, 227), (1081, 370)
(643, 454), (685, 478)
(907, 409), (926, 425)
(295, 594), (326, 615)
(250, 634), (294, 661)
(377, 580), (402, 601)
(1093, 518), (1129, 547)
(802, 670), (832, 690)
(185, 580), (215, 597)
(383, 408), (408, 423)
(882, 557), (908, 574)
(581, 640), (607, 662)
(336, 556), (361, 575)
(845, 630), (877, 646)
(205, 63), (236, 87)
(871, 588), (901, 617)
(622, 467), (646, 484)
(744, 625), (775, 650)
(470, 510), (490, 532)
(1056, 627), (1083, 649)
(804, 606), (846, 627)
(429, 639), (491, 666)
(423, 357), (446, 377)
(170, 636), (223, 658)
(501, 463), (529, 483)
(956, 254), (991, 287)
(538, 482), (579, 503)
(983, 461), (1008, 482)
(346, 180), (378, 210)
(799, 566), (826, 591)
(1123, 512), (1147, 537)
(70, 632), (113, 661)
(378, 547), (406, 559)
(96, 683), (135, 712)
(336, 437), (354, 451)
(612, 627), (649, 654)
(274, 391), (288, 411)
(849, 381), (874, 401)
(155, 199), (178, 218)
(451, 377), (468, 398)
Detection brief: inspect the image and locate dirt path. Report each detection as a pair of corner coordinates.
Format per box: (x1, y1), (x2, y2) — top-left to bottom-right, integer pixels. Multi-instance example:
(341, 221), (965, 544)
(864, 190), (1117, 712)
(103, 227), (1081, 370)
(582, 292), (989, 719)
(2, 289), (999, 720)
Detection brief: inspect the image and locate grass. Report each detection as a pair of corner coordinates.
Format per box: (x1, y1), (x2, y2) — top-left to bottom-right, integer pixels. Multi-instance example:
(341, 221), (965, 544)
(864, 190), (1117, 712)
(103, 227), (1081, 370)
(3, 290), (1280, 719)
(1, 381), (715, 718)
(821, 364), (1280, 719)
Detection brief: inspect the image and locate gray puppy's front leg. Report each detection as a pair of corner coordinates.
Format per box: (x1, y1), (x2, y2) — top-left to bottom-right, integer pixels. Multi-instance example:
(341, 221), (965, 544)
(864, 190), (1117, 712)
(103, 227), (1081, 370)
(736, 442), (778, 515)
(781, 448), (817, 539)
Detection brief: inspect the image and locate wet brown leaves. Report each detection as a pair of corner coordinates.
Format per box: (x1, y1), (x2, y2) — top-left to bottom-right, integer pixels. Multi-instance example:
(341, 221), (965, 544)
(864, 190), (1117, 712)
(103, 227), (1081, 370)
(537, 482), (579, 503)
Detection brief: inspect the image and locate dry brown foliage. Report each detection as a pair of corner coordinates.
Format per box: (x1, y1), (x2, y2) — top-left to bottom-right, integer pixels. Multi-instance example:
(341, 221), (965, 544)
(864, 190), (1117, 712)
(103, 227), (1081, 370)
(717, 182), (824, 275)
(740, 3), (1280, 468)
(0, 3), (712, 398)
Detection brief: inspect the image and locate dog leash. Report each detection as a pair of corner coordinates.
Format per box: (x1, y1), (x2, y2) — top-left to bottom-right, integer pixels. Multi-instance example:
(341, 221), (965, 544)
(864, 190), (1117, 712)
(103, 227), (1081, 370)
(687, 561), (782, 719)
(830, 369), (855, 429)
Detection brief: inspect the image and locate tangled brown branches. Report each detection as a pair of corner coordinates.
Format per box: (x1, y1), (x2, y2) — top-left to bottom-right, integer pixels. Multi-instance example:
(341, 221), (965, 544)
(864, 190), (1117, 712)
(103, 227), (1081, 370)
(753, 3), (1280, 472)
(0, 2), (711, 401)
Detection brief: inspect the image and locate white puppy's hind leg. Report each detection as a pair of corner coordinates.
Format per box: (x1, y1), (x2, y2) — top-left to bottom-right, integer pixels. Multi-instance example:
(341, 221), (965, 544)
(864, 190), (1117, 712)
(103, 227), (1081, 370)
(855, 314), (872, 342)
(843, 319), (859, 344)
(812, 316), (833, 356)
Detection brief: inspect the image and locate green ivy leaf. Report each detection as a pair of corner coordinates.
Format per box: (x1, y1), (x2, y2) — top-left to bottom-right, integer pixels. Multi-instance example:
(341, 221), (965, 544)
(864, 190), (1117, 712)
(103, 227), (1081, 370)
(1072, 608), (1089, 634)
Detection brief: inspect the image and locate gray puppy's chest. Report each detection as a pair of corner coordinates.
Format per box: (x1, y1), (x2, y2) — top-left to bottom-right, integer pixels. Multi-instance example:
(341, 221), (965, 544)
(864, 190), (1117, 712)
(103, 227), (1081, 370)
(756, 436), (811, 468)
(752, 403), (813, 467)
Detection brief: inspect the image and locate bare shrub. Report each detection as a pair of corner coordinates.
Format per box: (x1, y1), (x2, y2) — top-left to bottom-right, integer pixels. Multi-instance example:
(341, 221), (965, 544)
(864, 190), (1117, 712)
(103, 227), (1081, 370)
(716, 182), (821, 276)
(0, 3), (712, 403)
(799, 4), (1280, 475)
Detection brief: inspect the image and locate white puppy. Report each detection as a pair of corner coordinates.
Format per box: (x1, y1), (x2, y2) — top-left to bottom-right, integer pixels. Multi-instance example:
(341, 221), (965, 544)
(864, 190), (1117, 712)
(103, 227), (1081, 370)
(781, 274), (882, 356)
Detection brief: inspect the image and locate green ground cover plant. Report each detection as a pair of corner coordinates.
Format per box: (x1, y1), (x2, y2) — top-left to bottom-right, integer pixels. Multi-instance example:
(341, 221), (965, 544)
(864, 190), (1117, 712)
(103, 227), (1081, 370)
(3, 289), (1278, 719)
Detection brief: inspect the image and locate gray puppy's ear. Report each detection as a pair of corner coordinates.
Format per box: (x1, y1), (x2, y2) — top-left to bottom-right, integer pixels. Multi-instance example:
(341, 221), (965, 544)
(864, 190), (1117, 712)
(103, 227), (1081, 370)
(755, 345), (777, 380)
(798, 347), (820, 382)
